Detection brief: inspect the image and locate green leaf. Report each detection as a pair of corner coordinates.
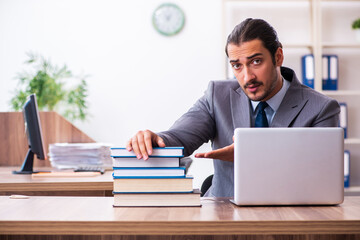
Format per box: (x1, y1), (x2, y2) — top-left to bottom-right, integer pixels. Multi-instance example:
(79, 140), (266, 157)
(10, 52), (89, 122)
(352, 18), (360, 29)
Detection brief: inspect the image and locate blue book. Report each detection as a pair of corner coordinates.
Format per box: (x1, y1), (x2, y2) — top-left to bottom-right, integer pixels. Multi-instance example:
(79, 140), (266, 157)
(344, 150), (350, 188)
(112, 174), (186, 179)
(112, 167), (186, 177)
(322, 55), (338, 90)
(339, 102), (348, 139)
(301, 54), (314, 89)
(110, 147), (184, 158)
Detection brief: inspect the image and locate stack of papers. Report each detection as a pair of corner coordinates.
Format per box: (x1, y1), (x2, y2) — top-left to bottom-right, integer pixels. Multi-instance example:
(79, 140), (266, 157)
(49, 143), (112, 169)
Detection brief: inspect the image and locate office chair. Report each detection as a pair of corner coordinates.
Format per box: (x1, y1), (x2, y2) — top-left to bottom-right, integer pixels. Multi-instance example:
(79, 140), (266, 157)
(200, 174), (213, 197)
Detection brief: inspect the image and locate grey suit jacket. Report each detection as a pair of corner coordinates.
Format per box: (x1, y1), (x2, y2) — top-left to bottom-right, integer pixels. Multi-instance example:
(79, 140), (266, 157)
(158, 67), (340, 197)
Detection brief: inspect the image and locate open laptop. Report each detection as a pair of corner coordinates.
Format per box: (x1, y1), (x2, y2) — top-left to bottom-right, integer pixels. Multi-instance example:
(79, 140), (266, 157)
(231, 128), (344, 206)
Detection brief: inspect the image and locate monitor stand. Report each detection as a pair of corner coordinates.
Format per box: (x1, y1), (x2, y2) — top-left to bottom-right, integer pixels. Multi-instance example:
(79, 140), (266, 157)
(13, 148), (39, 174)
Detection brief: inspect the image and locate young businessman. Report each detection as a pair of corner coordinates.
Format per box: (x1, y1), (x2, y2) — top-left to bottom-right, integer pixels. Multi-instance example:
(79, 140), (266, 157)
(126, 18), (340, 197)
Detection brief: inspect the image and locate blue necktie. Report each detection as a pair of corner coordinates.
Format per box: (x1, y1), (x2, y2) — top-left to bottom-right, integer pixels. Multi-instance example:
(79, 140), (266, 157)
(255, 102), (269, 127)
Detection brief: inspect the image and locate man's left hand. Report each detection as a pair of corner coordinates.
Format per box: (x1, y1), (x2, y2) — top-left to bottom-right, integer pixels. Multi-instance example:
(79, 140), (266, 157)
(195, 144), (234, 162)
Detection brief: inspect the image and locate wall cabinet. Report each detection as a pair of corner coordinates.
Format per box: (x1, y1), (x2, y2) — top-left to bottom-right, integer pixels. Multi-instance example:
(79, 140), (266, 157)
(222, 0), (360, 195)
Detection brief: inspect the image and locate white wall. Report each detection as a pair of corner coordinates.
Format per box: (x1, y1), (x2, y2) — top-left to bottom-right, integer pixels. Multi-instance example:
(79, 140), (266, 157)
(0, 0), (224, 188)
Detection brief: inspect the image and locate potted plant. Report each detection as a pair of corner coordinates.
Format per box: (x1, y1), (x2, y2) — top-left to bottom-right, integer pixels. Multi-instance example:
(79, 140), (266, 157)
(10, 52), (89, 121)
(352, 18), (360, 42)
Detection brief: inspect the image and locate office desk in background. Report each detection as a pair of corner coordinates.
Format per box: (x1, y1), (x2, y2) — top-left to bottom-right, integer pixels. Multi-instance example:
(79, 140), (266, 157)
(0, 167), (113, 196)
(0, 196), (360, 240)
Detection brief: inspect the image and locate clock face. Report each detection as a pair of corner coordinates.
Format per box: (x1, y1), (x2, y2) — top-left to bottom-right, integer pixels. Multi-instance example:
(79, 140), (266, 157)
(152, 3), (185, 36)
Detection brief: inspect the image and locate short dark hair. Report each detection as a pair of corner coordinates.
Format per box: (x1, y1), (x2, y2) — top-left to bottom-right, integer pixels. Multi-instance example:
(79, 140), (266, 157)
(225, 18), (282, 64)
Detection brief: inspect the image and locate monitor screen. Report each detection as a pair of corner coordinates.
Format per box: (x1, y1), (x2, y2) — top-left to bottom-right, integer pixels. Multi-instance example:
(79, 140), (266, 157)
(13, 94), (47, 174)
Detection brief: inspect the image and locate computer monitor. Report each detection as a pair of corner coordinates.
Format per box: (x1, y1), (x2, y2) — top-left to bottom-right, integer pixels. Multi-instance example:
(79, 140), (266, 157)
(13, 94), (47, 174)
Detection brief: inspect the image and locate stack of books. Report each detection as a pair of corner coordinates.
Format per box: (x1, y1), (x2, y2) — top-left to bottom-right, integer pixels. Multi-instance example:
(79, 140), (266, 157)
(110, 147), (201, 207)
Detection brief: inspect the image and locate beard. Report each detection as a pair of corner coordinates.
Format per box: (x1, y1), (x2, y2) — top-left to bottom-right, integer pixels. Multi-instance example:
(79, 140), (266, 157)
(242, 68), (280, 102)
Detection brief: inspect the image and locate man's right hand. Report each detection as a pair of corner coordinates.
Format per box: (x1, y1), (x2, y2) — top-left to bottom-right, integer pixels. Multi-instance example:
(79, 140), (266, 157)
(126, 130), (166, 160)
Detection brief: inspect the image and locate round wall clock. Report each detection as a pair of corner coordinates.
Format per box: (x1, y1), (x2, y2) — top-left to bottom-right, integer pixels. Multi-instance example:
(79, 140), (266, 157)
(152, 3), (185, 36)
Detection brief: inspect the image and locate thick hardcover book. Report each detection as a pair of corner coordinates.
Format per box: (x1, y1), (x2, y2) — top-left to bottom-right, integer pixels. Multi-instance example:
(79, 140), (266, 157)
(110, 147), (184, 158)
(113, 189), (201, 207)
(112, 157), (180, 168)
(112, 167), (186, 177)
(113, 175), (193, 193)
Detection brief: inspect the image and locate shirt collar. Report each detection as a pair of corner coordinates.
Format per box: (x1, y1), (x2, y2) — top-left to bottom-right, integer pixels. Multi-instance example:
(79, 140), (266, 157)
(251, 77), (290, 112)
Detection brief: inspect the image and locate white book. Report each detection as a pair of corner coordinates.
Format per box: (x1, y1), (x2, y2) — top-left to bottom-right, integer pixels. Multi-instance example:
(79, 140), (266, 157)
(113, 189), (201, 207)
(110, 147), (184, 157)
(113, 176), (193, 193)
(112, 167), (186, 177)
(112, 157), (180, 168)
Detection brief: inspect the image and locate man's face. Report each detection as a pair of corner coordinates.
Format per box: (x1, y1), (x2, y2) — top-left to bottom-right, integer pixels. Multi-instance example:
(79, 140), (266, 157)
(227, 39), (283, 102)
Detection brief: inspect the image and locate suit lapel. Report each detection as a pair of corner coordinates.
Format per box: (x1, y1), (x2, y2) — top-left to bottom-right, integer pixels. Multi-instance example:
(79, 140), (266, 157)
(229, 67), (308, 128)
(271, 80), (308, 127)
(230, 87), (251, 128)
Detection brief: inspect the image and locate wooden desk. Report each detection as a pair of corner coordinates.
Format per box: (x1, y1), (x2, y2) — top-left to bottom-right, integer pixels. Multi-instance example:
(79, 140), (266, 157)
(0, 196), (360, 240)
(0, 167), (113, 196)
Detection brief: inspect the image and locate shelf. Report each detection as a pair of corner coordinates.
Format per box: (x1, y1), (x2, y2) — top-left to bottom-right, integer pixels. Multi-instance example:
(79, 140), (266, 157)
(283, 43), (313, 49)
(345, 186), (360, 196)
(344, 138), (360, 144)
(322, 42), (360, 48)
(322, 90), (360, 96)
(223, 0), (360, 201)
